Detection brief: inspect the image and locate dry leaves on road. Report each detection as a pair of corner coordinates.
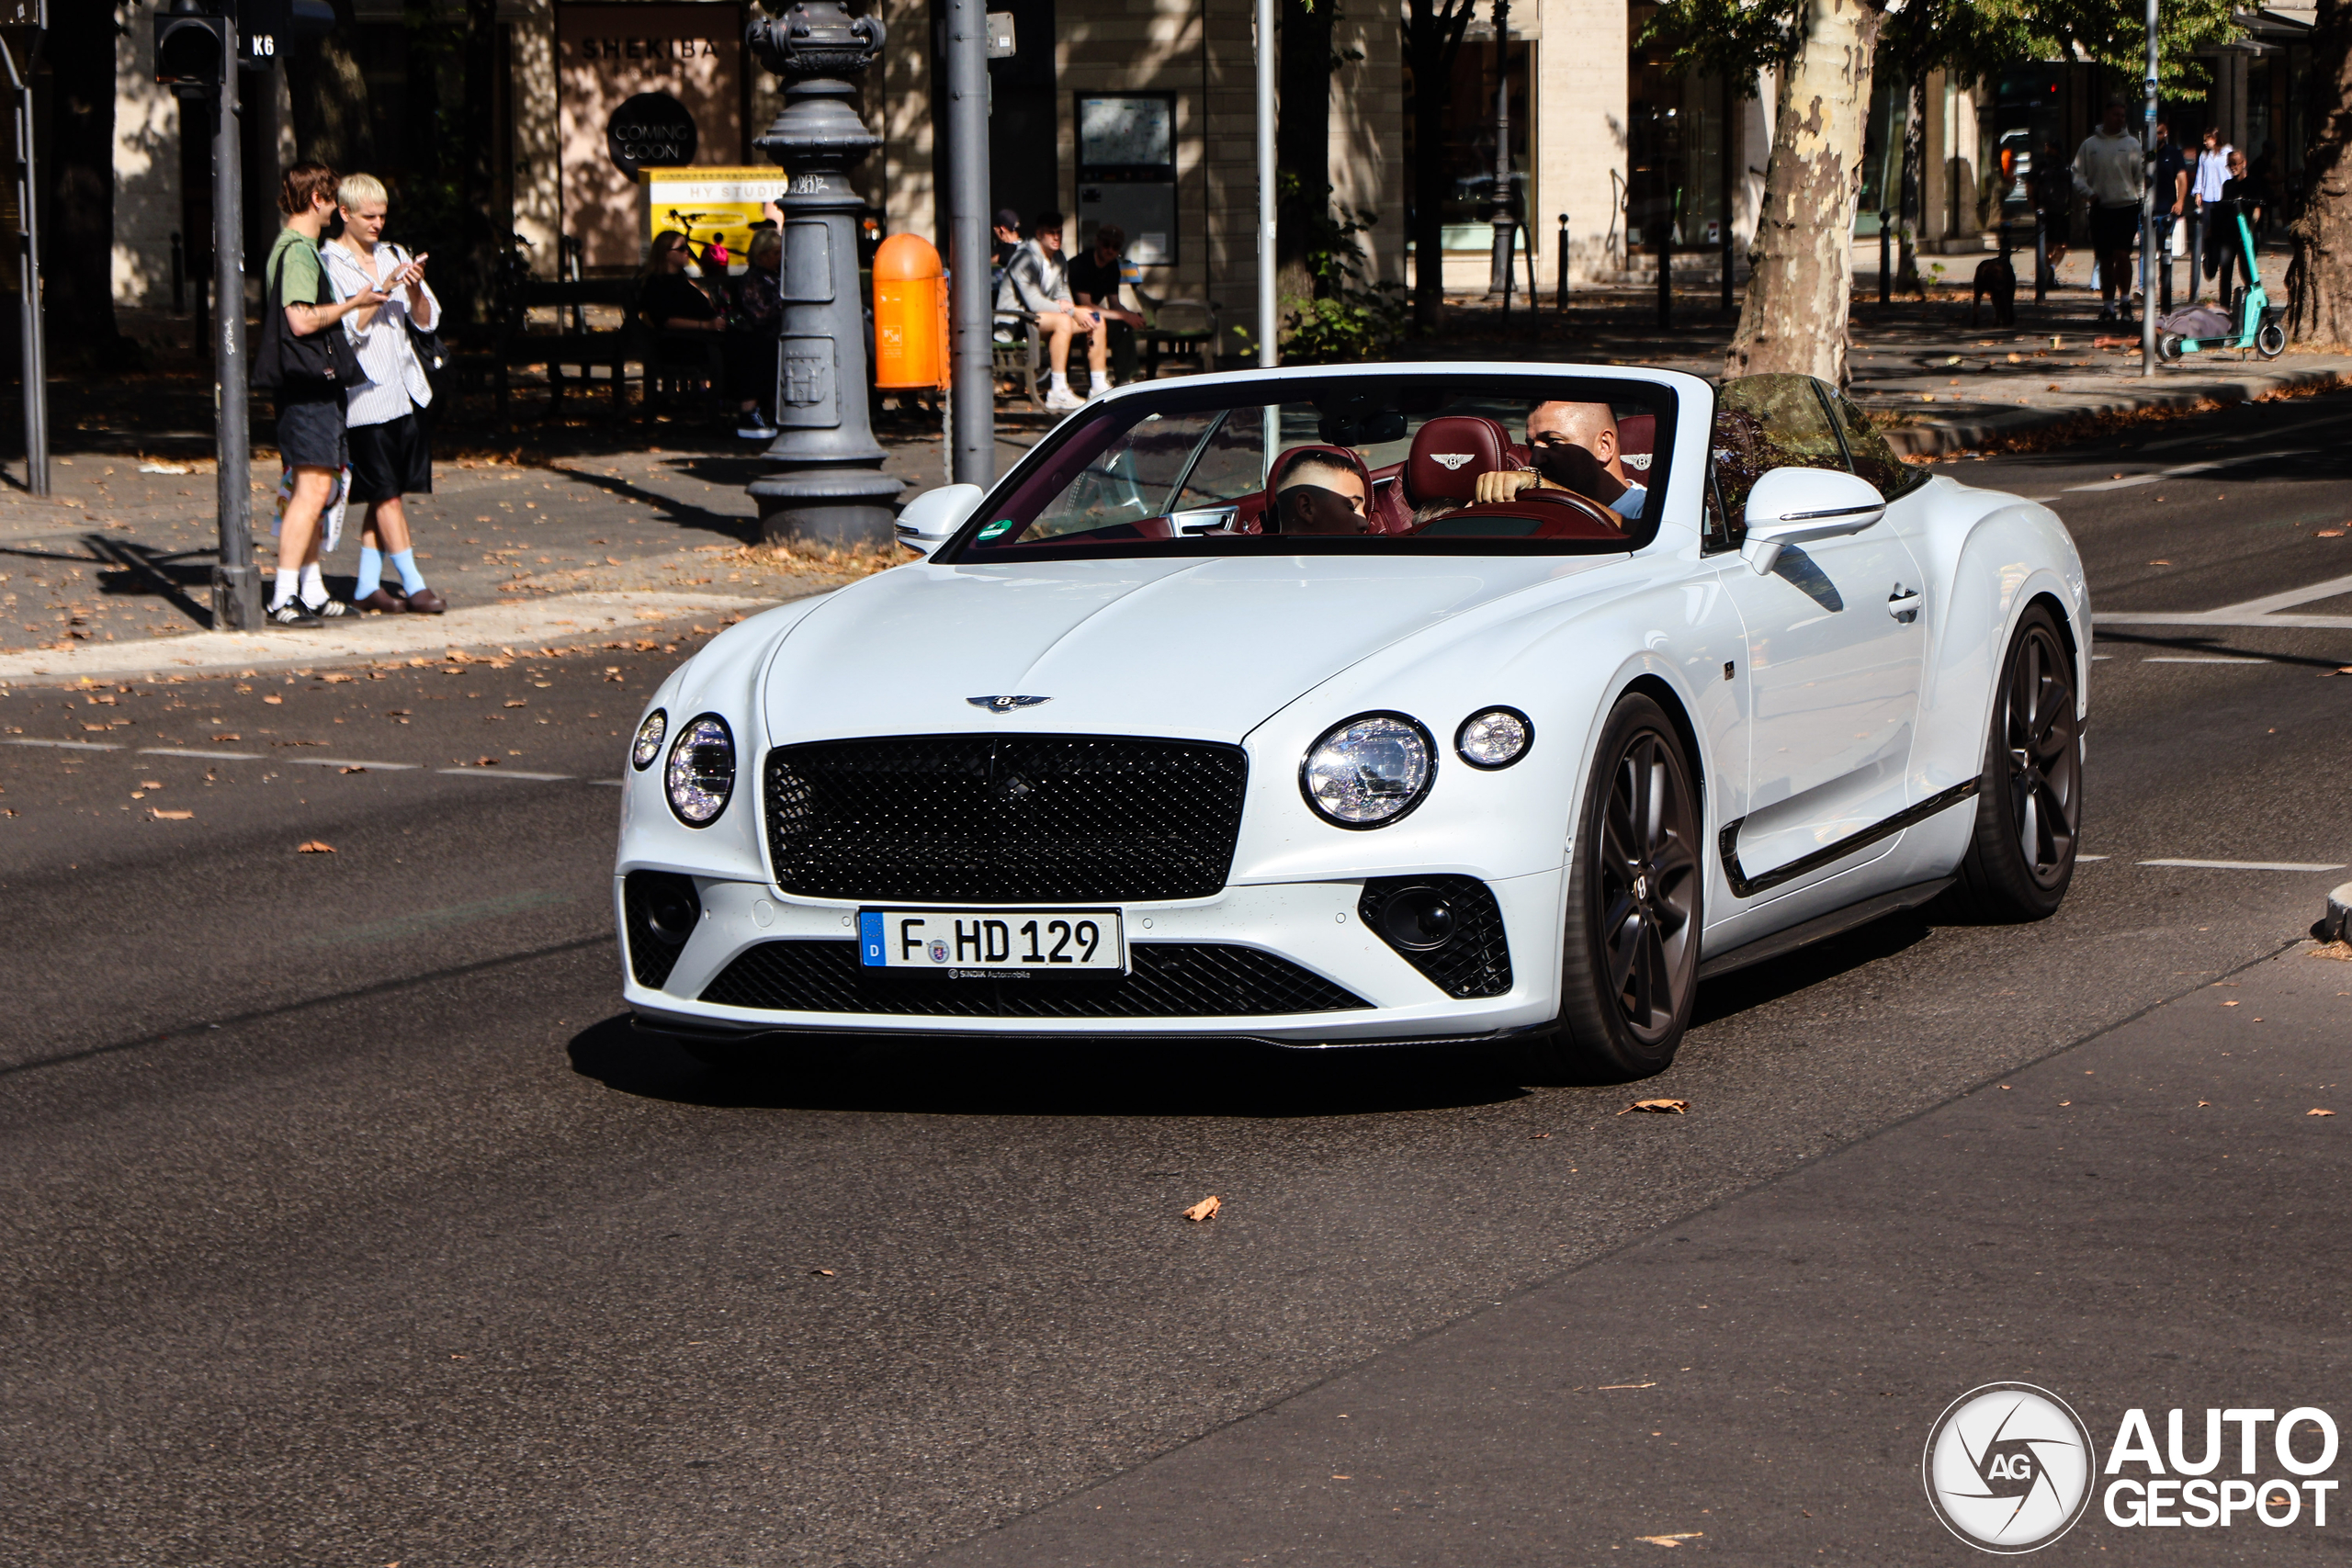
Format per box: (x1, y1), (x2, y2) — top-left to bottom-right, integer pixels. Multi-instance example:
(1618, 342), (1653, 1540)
(1619, 1099), (1689, 1115)
(297, 840), (335, 853)
(2310, 1109), (2336, 1117)
(2309, 942), (2352, 962)
(1183, 1195), (1222, 1223)
(1636, 1534), (1704, 1548)
(149, 808), (193, 820)
(262, 694), (282, 705)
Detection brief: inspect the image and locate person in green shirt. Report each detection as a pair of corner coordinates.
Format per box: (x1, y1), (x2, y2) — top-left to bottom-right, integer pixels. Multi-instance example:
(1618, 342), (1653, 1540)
(263, 162), (382, 625)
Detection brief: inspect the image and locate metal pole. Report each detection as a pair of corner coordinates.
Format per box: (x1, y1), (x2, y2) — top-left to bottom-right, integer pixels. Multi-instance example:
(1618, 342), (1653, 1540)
(2, 35), (45, 496)
(945, 0), (991, 485)
(1556, 212), (1568, 310)
(1879, 209), (1891, 305)
(1256, 0), (1276, 473)
(1720, 73), (1734, 313)
(1485, 0), (1513, 299)
(2035, 209), (2048, 303)
(2141, 0), (2158, 376)
(213, 25), (258, 630)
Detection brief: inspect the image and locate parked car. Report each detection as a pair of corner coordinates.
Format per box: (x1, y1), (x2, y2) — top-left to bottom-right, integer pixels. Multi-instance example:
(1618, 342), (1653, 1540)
(614, 365), (2086, 1080)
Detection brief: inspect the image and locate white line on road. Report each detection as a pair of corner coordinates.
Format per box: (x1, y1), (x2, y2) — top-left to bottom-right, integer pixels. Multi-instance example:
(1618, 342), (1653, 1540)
(285, 757), (424, 771)
(137, 747), (262, 761)
(2143, 656), (2268, 663)
(6, 738), (125, 750)
(592, 779), (626, 787)
(435, 767), (576, 782)
(2139, 858), (2347, 873)
(2078, 855), (2112, 861)
(2062, 451), (2314, 491)
(2097, 570), (2352, 631)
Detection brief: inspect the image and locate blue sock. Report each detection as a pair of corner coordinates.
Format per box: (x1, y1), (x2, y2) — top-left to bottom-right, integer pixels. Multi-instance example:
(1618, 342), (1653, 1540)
(356, 547), (384, 600)
(389, 548), (426, 594)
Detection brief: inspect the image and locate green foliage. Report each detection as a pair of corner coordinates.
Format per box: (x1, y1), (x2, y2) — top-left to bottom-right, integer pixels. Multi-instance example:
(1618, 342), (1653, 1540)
(1277, 181), (1408, 364)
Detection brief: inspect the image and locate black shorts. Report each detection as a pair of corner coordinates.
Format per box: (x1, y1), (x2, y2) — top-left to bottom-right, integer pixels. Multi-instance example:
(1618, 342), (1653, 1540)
(2091, 204), (2142, 255)
(345, 409), (434, 503)
(275, 396), (346, 472)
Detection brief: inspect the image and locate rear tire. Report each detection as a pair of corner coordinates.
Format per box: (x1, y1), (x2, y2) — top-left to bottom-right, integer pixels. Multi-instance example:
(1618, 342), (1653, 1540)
(2158, 332), (2185, 363)
(1524, 693), (1702, 1083)
(1948, 604), (2080, 921)
(2256, 321), (2287, 359)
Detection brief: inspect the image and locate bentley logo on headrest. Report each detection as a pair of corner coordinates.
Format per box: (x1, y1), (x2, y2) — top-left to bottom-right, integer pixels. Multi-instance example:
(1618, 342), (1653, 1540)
(967, 694), (1053, 712)
(1623, 452), (1652, 470)
(1429, 453), (1475, 471)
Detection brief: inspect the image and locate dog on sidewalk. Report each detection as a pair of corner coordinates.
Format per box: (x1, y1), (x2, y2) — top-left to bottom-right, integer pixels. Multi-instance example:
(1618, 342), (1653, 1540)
(1971, 255), (2017, 328)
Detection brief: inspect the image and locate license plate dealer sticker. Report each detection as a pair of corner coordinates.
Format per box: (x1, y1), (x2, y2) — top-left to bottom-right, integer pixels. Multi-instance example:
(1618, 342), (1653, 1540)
(858, 908), (1126, 974)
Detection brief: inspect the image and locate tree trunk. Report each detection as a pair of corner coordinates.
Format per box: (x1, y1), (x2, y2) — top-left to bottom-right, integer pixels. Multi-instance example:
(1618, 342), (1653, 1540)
(1405, 0), (1474, 333)
(2290, 0), (2352, 346)
(460, 0), (500, 328)
(1722, 0), (1884, 383)
(286, 34), (375, 169)
(42, 1), (123, 353)
(1275, 0), (1333, 313)
(1896, 73), (1924, 295)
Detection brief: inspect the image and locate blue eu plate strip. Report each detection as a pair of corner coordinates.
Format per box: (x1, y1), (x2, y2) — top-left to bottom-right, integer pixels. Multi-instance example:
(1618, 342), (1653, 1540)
(858, 910), (886, 966)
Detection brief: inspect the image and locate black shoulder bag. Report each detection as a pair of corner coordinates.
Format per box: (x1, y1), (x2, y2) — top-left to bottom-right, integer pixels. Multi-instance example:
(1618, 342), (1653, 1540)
(253, 242), (362, 397)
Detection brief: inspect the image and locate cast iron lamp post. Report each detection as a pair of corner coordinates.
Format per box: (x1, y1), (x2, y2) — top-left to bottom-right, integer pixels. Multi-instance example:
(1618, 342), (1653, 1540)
(745, 1), (901, 547)
(1484, 0), (1515, 299)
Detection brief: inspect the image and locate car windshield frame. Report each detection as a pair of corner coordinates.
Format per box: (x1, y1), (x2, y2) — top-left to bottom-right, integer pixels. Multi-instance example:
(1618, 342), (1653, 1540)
(931, 370), (1682, 564)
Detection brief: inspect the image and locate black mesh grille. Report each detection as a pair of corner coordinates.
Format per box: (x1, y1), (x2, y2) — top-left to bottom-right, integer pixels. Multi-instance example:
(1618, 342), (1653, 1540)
(1359, 875), (1512, 998)
(622, 870), (699, 990)
(699, 941), (1369, 1018)
(763, 735), (1249, 902)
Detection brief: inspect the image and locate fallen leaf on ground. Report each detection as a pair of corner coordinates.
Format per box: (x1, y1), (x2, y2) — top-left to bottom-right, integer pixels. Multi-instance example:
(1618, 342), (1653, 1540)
(140, 780), (161, 789)
(2148, 559), (2173, 566)
(1619, 1099), (1690, 1115)
(297, 840), (334, 853)
(476, 756), (499, 766)
(810, 1269), (835, 1277)
(2308, 942), (2352, 961)
(1183, 1195), (1221, 1223)
(1530, 1132), (1551, 1140)
(263, 694), (282, 705)
(1599, 1382), (1659, 1391)
(2310, 1109), (2336, 1117)
(504, 700), (527, 708)
(1636, 1535), (1703, 1548)
(150, 808), (193, 820)
(2318, 530), (2346, 538)
(2223, 999), (2241, 1007)
(339, 765), (367, 774)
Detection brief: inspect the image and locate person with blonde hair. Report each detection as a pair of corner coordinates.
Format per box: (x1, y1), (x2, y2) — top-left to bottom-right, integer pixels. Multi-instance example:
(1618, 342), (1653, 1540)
(322, 170), (447, 613)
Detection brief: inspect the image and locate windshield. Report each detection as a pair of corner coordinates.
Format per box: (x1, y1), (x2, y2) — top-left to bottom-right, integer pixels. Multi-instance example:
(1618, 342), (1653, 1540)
(939, 371), (1679, 561)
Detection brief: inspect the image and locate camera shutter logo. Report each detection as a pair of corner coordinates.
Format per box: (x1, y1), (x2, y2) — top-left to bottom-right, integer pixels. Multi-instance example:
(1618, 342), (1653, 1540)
(1923, 1383), (2096, 1552)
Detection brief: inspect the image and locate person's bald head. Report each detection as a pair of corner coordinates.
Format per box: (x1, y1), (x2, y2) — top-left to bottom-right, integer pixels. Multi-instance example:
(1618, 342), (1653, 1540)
(1527, 400), (1627, 484)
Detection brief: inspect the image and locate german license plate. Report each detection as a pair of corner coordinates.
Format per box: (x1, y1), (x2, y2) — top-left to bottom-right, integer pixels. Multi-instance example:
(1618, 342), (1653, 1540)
(857, 908), (1126, 974)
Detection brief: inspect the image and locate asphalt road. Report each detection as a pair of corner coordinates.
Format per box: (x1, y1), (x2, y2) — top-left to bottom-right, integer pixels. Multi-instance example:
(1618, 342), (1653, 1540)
(4, 393), (2350, 1567)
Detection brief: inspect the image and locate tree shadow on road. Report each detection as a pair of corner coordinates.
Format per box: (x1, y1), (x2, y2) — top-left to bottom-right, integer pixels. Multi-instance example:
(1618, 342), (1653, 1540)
(566, 1015), (1533, 1119)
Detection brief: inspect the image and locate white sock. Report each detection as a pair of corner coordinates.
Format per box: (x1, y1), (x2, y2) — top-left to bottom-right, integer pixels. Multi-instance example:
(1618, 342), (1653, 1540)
(300, 561), (327, 605)
(1050, 372), (1069, 394)
(273, 567), (300, 607)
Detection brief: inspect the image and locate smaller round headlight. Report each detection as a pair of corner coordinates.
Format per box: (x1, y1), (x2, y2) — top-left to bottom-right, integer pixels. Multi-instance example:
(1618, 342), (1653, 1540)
(1456, 706), (1532, 769)
(631, 708), (668, 771)
(1301, 713), (1435, 828)
(664, 714), (734, 826)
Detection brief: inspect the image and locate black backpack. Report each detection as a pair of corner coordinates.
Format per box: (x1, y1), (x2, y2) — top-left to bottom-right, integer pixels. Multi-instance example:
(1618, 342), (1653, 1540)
(253, 239), (363, 396)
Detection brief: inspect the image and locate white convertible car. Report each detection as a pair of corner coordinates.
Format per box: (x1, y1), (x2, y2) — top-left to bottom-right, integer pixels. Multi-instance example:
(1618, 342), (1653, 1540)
(616, 366), (2086, 1078)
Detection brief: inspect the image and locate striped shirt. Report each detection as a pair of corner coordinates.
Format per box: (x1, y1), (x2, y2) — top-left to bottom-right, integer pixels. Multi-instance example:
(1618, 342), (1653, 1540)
(320, 240), (442, 430)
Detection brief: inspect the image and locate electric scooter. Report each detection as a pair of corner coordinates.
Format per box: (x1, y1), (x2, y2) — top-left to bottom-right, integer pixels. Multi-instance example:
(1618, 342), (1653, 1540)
(2159, 199), (2286, 362)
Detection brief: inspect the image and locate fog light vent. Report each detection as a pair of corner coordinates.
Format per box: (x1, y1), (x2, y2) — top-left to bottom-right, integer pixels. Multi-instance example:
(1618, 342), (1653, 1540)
(623, 870), (702, 990)
(1358, 874), (1511, 998)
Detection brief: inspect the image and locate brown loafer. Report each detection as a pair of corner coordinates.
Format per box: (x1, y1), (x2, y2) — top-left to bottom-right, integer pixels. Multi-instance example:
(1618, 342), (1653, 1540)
(401, 586), (447, 615)
(357, 588), (408, 614)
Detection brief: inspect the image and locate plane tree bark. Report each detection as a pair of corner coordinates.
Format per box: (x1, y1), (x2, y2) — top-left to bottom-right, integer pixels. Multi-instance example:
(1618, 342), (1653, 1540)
(1404, 0), (1478, 332)
(2290, 0), (2352, 346)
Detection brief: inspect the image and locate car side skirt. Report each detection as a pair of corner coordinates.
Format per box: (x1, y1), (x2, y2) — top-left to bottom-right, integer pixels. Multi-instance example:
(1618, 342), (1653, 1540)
(1695, 875), (1956, 983)
(1718, 778), (1981, 900)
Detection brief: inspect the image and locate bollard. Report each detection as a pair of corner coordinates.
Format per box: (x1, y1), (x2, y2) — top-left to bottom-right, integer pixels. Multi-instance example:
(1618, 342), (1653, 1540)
(1879, 210), (1891, 305)
(2035, 211), (2049, 304)
(872, 232), (949, 390)
(1556, 213), (1569, 310)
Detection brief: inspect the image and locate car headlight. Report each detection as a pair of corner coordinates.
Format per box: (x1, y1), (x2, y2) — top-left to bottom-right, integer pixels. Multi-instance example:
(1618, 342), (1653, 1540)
(1455, 706), (1532, 769)
(664, 714), (735, 826)
(631, 708), (667, 771)
(1300, 713), (1435, 828)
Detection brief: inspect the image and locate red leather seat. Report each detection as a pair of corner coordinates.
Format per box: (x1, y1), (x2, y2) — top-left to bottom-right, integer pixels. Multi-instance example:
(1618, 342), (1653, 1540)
(1615, 412), (1656, 481)
(1401, 414), (1517, 508)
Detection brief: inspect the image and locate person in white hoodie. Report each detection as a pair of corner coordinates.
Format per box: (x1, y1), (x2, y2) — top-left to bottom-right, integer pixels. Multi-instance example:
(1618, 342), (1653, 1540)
(2074, 100), (2146, 321)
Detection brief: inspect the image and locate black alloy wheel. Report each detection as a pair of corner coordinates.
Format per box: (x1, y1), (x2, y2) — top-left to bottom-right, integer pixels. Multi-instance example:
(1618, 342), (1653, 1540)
(1529, 692), (1702, 1082)
(1951, 604), (2080, 920)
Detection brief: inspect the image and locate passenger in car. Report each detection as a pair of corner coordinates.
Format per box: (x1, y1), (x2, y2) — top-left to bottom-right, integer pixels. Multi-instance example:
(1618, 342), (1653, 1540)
(1270, 449), (1371, 536)
(1474, 401), (1647, 522)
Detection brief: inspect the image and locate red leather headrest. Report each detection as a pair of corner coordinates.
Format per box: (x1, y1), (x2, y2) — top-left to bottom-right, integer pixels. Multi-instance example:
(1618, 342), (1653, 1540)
(1405, 415), (1514, 505)
(1245, 445), (1375, 536)
(1616, 412), (1656, 476)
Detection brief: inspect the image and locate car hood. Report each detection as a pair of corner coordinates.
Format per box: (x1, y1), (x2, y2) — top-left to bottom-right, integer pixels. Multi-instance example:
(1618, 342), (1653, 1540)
(761, 554), (1617, 745)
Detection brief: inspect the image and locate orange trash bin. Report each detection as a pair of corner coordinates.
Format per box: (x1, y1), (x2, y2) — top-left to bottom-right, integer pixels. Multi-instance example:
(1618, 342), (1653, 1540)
(872, 232), (949, 390)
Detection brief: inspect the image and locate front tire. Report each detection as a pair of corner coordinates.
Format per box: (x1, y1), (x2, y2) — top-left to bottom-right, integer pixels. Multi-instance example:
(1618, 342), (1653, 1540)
(2256, 321), (2287, 359)
(1949, 604), (2080, 921)
(1527, 693), (1702, 1082)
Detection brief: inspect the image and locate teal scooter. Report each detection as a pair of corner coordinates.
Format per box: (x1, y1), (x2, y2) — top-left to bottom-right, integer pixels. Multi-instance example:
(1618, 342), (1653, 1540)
(2158, 199), (2286, 361)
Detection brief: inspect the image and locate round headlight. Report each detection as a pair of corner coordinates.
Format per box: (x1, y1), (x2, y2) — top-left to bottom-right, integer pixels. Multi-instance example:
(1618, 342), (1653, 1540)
(1456, 706), (1532, 769)
(631, 708), (667, 771)
(1300, 713), (1435, 828)
(664, 714), (734, 826)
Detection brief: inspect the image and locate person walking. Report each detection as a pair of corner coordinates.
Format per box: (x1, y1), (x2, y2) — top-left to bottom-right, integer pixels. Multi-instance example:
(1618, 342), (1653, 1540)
(2153, 122), (2188, 312)
(2212, 148), (2263, 306)
(2194, 126), (2234, 298)
(728, 227), (783, 440)
(322, 172), (447, 615)
(995, 210), (1098, 412)
(254, 160), (382, 626)
(2073, 99), (2144, 321)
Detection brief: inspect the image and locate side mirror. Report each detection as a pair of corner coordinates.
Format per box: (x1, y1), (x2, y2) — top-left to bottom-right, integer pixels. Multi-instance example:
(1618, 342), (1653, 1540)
(1739, 466), (1888, 575)
(894, 483), (985, 557)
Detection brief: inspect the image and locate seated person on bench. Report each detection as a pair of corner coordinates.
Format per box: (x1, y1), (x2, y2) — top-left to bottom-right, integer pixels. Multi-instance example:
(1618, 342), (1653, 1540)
(1067, 223), (1145, 391)
(1270, 448), (1371, 536)
(1472, 400), (1646, 524)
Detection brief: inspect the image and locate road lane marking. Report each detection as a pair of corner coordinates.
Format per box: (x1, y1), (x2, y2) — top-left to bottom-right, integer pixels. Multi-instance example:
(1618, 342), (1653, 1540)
(2143, 656), (2267, 663)
(2140, 858), (2346, 873)
(593, 779), (626, 786)
(284, 757), (423, 771)
(2078, 855), (2111, 861)
(6, 738), (126, 751)
(2062, 451), (2313, 491)
(435, 767), (576, 782)
(2097, 569), (2352, 631)
(137, 747), (263, 761)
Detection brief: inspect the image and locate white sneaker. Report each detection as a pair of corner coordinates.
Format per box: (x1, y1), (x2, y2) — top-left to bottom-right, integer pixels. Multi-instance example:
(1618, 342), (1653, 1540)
(738, 419), (778, 439)
(1043, 387), (1085, 412)
(1086, 378), (1115, 399)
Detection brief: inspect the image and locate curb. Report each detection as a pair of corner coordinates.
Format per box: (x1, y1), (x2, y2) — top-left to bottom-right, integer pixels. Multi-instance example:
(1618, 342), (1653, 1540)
(1883, 362), (2352, 457)
(2326, 884), (2352, 943)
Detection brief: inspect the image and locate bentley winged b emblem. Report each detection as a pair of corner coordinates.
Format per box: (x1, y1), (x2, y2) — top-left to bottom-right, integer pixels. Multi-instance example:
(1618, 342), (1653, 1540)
(1429, 453), (1475, 471)
(967, 694), (1053, 712)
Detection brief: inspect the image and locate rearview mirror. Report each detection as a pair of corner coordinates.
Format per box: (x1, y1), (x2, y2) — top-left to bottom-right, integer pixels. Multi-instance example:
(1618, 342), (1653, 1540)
(894, 484), (985, 557)
(1739, 467), (1888, 575)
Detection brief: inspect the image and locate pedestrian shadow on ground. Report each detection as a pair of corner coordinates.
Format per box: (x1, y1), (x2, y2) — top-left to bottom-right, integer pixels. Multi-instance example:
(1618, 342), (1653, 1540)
(566, 1014), (1537, 1117)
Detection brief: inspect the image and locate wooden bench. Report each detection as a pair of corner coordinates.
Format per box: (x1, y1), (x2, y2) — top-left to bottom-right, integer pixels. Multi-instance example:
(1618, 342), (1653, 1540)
(470, 278), (646, 425)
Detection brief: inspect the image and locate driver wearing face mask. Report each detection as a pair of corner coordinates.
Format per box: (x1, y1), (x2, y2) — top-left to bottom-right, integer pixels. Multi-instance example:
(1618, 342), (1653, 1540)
(1472, 401), (1647, 524)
